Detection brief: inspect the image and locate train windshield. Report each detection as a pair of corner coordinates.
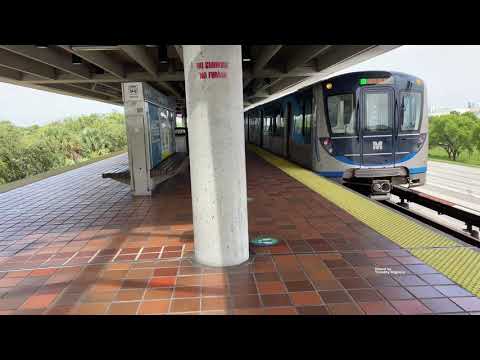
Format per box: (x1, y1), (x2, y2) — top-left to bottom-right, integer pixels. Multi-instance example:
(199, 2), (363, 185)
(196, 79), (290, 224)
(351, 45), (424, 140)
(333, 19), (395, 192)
(401, 92), (422, 131)
(327, 94), (356, 135)
(364, 92), (392, 132)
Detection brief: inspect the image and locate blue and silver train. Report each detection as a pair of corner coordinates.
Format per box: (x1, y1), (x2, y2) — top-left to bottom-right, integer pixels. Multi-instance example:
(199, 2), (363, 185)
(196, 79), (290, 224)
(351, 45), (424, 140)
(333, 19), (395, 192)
(244, 71), (428, 198)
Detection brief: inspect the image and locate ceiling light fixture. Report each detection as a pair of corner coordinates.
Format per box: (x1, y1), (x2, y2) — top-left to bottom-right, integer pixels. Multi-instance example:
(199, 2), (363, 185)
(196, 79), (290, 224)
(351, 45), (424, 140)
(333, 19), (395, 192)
(72, 54), (83, 65)
(242, 45), (251, 62)
(158, 45), (169, 64)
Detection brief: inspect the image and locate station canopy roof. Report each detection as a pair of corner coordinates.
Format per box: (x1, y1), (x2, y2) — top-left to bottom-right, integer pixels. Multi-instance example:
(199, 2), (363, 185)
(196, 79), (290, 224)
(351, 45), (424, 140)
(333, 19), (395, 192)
(0, 45), (399, 112)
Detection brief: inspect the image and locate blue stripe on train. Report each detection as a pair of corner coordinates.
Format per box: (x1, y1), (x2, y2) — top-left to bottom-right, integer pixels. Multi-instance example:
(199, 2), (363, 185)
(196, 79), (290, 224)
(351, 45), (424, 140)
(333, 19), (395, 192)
(396, 151), (418, 163)
(317, 171), (344, 178)
(409, 166), (427, 174)
(318, 166), (427, 178)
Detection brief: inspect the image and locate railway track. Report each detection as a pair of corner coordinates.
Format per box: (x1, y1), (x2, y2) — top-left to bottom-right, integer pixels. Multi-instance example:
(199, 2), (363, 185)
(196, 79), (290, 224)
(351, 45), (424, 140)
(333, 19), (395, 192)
(344, 183), (480, 247)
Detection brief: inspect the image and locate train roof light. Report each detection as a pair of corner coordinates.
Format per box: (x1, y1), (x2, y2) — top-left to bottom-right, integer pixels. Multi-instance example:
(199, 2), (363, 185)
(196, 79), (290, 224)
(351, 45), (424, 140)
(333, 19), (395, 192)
(326, 83), (333, 90)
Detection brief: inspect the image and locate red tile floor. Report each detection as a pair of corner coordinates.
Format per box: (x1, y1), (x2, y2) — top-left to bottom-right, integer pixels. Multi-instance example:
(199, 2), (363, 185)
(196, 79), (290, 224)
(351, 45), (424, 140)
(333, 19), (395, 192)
(0, 151), (479, 315)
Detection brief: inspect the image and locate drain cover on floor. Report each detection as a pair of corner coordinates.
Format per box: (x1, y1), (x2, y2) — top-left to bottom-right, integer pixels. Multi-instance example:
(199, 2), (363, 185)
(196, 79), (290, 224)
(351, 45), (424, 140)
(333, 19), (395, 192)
(250, 236), (279, 247)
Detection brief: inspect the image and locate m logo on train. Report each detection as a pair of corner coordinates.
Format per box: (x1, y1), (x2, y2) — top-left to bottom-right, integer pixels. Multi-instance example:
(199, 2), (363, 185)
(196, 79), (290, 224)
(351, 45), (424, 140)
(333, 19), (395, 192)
(373, 141), (383, 150)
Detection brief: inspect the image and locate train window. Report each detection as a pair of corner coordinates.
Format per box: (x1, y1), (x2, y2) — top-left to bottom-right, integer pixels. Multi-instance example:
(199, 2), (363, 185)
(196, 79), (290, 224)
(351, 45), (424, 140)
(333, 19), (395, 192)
(364, 92), (391, 132)
(294, 106), (303, 137)
(327, 94), (355, 135)
(401, 92), (422, 131)
(272, 110), (280, 137)
(264, 115), (272, 134)
(276, 111), (284, 137)
(304, 98), (312, 144)
(271, 110), (278, 135)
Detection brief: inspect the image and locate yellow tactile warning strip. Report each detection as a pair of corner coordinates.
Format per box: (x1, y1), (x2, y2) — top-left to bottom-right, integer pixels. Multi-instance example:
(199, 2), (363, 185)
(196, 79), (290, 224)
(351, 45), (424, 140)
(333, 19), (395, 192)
(411, 248), (480, 296)
(250, 145), (457, 249)
(250, 145), (480, 297)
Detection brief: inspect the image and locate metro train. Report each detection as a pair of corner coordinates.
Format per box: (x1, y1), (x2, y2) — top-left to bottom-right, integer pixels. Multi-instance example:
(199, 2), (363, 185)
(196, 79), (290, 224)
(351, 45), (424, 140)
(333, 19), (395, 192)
(244, 71), (428, 198)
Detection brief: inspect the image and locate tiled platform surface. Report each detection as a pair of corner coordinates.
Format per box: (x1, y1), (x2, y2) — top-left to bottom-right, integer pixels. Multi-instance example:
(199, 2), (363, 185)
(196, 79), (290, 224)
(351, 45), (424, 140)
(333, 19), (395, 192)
(0, 151), (479, 315)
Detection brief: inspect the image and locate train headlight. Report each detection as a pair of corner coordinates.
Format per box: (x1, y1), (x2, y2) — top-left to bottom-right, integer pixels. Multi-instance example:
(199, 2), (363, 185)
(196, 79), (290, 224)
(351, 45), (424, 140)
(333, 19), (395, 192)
(326, 83), (333, 90)
(320, 137), (333, 154)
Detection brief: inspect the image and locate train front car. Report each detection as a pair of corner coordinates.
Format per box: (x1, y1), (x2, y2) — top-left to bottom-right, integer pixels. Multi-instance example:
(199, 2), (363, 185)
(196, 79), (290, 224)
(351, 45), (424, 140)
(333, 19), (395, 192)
(314, 71), (428, 199)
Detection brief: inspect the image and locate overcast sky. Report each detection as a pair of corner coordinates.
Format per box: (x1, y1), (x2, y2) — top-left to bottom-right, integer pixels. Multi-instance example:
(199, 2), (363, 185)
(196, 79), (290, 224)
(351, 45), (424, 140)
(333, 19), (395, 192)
(1, 45), (480, 126)
(337, 45), (480, 111)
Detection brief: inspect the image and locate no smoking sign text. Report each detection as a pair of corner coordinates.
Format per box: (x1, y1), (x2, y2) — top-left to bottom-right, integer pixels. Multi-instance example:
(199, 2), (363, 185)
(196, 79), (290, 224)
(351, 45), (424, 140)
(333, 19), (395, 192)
(196, 61), (229, 80)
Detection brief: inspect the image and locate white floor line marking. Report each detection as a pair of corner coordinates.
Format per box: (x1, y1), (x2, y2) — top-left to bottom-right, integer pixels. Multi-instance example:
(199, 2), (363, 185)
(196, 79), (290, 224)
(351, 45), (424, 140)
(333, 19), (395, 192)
(158, 246), (165, 259)
(135, 247), (144, 261)
(44, 254), (56, 264)
(180, 244), (186, 258)
(62, 251), (79, 265)
(111, 248), (123, 262)
(87, 249), (101, 263)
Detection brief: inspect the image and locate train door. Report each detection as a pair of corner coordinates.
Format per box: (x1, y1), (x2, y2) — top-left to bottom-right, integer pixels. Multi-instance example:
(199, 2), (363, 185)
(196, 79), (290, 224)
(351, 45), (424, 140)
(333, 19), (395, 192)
(262, 110), (271, 150)
(285, 102), (292, 158)
(246, 113), (250, 143)
(360, 86), (395, 166)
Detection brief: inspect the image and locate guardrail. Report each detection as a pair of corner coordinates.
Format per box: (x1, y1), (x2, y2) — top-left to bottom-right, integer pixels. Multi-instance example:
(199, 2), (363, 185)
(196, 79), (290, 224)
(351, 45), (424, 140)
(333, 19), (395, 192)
(389, 185), (480, 244)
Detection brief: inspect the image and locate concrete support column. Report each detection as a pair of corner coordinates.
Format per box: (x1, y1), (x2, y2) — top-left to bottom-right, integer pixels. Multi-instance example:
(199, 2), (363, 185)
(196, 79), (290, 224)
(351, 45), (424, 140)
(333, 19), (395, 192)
(183, 45), (249, 267)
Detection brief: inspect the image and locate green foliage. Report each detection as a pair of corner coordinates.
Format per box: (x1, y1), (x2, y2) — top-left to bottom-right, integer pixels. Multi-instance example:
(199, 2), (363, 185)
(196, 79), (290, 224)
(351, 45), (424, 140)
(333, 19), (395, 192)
(473, 119), (480, 153)
(428, 112), (480, 161)
(429, 146), (480, 167)
(0, 112), (126, 184)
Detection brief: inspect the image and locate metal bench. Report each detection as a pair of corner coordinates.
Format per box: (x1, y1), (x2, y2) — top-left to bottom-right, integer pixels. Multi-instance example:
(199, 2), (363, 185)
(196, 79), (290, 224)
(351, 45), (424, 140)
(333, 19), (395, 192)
(102, 152), (189, 189)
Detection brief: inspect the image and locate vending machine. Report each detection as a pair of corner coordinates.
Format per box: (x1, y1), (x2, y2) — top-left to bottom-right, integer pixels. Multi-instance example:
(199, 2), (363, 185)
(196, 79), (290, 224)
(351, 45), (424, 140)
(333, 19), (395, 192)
(122, 82), (176, 195)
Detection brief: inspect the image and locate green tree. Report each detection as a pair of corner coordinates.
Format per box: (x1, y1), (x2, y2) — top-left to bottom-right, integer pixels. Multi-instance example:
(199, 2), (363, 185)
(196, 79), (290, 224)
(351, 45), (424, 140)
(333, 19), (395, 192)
(429, 113), (476, 161)
(463, 111), (478, 121)
(472, 119), (480, 152)
(0, 121), (27, 182)
(0, 112), (127, 184)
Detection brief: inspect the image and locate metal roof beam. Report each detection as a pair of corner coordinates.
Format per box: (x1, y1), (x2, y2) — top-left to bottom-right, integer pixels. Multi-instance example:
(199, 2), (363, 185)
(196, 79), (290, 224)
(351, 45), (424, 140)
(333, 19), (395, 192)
(253, 45), (283, 74)
(312, 45), (379, 71)
(119, 45), (157, 77)
(0, 45), (92, 79)
(18, 66), (319, 85)
(59, 45), (125, 79)
(37, 83), (117, 103)
(20, 71), (184, 84)
(68, 83), (122, 99)
(243, 45), (282, 89)
(0, 66), (22, 81)
(119, 45), (181, 97)
(174, 45), (183, 63)
(268, 77), (309, 94)
(284, 45), (331, 73)
(0, 49), (56, 79)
